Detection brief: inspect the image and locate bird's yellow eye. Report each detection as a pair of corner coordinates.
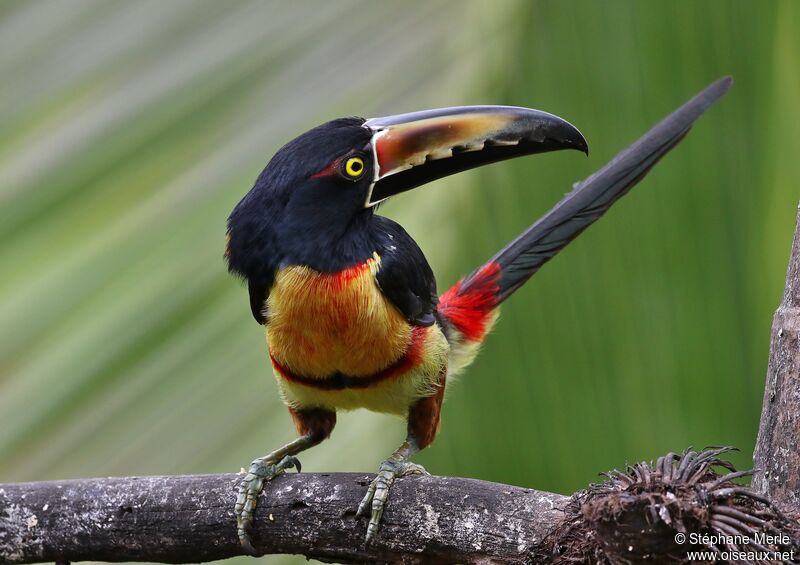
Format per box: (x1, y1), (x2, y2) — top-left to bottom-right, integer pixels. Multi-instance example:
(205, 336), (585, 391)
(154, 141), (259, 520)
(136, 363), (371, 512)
(344, 156), (365, 178)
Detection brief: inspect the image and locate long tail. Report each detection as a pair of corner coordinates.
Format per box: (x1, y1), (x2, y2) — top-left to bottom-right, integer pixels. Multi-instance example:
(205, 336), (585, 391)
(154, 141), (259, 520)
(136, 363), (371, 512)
(438, 77), (732, 357)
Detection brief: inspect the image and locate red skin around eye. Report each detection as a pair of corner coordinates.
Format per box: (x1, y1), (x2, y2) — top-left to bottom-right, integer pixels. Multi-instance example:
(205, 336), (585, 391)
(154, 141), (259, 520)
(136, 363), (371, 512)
(310, 158), (343, 179)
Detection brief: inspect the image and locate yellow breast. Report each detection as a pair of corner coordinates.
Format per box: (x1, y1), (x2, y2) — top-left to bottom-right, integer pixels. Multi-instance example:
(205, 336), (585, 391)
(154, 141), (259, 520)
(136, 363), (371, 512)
(265, 254), (412, 379)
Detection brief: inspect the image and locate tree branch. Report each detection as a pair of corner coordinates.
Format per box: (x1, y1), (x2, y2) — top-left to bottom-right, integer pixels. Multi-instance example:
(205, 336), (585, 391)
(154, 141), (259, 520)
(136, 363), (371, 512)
(3, 448), (797, 564)
(753, 204), (800, 511)
(0, 472), (566, 564)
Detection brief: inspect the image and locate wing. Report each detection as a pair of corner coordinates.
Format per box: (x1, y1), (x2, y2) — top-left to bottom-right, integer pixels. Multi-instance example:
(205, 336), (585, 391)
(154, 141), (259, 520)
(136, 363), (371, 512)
(247, 279), (271, 324)
(226, 214), (277, 325)
(372, 216), (438, 326)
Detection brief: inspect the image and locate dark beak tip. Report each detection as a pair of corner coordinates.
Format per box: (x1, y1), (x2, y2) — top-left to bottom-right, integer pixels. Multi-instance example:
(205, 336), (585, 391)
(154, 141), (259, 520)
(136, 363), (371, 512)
(557, 133), (588, 156)
(573, 136), (589, 156)
(549, 118), (588, 156)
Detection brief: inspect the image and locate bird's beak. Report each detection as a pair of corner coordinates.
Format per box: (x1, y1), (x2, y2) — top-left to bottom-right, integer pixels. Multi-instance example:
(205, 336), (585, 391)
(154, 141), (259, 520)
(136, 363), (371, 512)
(363, 105), (588, 207)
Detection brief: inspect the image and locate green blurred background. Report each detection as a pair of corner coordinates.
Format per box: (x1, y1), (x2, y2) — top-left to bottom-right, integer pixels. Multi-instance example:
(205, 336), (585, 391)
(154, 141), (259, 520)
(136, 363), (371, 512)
(1, 1), (799, 563)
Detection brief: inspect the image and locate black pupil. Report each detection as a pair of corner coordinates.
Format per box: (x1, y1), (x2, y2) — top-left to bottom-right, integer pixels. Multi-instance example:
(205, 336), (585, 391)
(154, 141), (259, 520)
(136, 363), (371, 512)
(351, 160), (362, 172)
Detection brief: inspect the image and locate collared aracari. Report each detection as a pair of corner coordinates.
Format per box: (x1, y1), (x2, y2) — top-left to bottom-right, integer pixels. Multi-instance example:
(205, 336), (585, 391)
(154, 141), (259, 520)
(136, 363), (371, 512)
(226, 77), (731, 552)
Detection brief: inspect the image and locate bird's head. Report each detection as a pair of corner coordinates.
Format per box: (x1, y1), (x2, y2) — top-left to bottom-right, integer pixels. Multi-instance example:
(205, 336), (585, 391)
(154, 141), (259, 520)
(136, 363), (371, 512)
(227, 106), (587, 275)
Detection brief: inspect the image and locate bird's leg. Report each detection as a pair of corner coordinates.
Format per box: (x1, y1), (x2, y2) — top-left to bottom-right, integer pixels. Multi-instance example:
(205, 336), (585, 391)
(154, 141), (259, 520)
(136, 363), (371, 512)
(235, 434), (312, 553)
(235, 407), (335, 554)
(356, 437), (428, 543)
(357, 371), (446, 543)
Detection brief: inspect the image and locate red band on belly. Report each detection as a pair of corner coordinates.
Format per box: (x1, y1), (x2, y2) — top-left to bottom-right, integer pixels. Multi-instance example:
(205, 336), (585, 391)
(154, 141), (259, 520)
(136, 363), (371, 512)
(271, 325), (427, 390)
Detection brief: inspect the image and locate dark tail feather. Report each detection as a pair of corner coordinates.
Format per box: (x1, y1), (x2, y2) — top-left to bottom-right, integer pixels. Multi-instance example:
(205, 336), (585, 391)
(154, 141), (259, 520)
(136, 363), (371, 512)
(459, 76), (732, 303)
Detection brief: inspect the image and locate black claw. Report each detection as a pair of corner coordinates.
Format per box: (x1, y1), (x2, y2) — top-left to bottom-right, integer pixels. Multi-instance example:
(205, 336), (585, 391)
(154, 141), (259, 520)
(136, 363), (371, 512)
(278, 454), (301, 473)
(240, 539), (257, 556)
(239, 524), (258, 556)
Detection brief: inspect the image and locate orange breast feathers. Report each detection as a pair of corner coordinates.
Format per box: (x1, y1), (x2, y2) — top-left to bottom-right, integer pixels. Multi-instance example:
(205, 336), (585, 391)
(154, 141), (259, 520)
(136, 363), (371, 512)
(265, 254), (413, 380)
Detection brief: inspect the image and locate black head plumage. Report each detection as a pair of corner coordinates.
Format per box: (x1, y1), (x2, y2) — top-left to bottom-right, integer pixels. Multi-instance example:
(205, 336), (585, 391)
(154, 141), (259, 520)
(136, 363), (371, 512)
(226, 117), (377, 281)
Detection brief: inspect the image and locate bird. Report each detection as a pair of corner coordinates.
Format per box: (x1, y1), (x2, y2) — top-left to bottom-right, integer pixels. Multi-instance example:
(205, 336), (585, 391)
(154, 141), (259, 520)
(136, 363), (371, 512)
(225, 77), (731, 553)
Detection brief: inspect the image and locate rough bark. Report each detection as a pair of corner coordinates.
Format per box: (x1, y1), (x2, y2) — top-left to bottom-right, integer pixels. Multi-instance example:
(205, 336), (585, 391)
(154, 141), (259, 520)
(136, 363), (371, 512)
(3, 449), (796, 565)
(0, 472), (566, 564)
(753, 205), (800, 511)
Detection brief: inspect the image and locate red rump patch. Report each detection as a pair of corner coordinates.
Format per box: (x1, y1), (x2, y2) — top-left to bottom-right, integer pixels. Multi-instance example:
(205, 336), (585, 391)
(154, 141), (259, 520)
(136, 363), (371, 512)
(438, 261), (501, 342)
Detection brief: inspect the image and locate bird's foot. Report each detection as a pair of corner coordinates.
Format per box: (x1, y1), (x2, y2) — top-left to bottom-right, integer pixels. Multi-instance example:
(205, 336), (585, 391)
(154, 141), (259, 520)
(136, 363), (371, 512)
(235, 454), (301, 555)
(356, 459), (428, 543)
